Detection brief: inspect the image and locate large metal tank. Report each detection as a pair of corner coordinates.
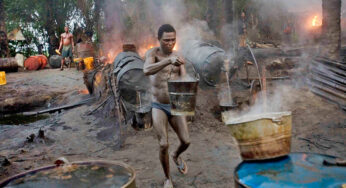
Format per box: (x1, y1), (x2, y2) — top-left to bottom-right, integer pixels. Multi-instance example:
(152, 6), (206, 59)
(49, 55), (62, 68)
(112, 52), (151, 123)
(181, 40), (226, 87)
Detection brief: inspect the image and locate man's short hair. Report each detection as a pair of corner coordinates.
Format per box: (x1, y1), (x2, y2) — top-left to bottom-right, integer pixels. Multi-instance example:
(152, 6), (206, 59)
(158, 24), (176, 40)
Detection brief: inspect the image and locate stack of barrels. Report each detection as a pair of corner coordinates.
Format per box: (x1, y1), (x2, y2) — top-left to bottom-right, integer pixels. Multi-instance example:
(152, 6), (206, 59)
(24, 55), (48, 71)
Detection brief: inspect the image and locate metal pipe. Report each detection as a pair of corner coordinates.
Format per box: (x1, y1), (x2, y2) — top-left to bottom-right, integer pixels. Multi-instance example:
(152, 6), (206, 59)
(311, 68), (346, 84)
(310, 83), (346, 100)
(246, 43), (263, 90)
(310, 76), (346, 93)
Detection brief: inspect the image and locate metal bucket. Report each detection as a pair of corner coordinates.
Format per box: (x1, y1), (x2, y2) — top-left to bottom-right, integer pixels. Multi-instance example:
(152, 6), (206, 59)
(0, 160), (136, 188)
(167, 79), (199, 116)
(132, 106), (152, 131)
(226, 111), (292, 160)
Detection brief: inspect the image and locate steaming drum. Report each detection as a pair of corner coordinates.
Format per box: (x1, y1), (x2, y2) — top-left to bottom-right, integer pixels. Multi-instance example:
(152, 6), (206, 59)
(113, 52), (151, 120)
(0, 160), (136, 188)
(181, 40), (226, 87)
(234, 153), (346, 188)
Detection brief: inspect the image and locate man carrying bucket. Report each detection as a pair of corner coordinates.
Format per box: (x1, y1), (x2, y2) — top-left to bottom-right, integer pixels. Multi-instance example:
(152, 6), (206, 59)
(58, 26), (74, 71)
(143, 24), (189, 188)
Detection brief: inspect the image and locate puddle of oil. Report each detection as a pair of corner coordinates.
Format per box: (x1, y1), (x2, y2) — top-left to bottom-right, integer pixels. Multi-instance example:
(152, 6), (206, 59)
(0, 114), (49, 125)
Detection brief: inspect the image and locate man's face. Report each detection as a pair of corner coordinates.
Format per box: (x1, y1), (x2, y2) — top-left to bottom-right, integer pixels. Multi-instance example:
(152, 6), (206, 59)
(64, 27), (69, 33)
(159, 32), (176, 54)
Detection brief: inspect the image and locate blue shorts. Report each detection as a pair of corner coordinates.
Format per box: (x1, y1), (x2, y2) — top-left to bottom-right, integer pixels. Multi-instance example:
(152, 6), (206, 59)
(152, 102), (172, 117)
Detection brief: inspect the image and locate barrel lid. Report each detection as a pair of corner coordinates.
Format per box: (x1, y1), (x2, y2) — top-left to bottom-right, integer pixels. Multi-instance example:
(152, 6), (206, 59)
(235, 152), (346, 187)
(226, 111), (291, 125)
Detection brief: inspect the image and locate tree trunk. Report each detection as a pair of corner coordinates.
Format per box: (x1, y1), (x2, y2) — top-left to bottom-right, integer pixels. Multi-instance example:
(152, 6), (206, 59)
(321, 0), (341, 60)
(0, 0), (9, 57)
(224, 0), (233, 24)
(206, 0), (218, 36)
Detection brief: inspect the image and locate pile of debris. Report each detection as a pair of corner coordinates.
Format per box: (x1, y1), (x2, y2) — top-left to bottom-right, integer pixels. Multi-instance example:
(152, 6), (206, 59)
(309, 56), (346, 110)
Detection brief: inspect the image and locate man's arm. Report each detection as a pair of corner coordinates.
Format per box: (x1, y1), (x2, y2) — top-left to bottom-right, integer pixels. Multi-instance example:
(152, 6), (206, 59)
(58, 34), (63, 51)
(143, 48), (171, 76)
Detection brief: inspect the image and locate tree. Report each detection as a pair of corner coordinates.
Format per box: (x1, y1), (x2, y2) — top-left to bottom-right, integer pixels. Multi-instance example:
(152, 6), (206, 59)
(0, 0), (9, 57)
(321, 0), (341, 60)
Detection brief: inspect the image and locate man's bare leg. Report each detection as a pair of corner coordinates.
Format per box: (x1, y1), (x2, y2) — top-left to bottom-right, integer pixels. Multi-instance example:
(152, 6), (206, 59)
(152, 108), (172, 186)
(169, 116), (190, 173)
(60, 58), (65, 70)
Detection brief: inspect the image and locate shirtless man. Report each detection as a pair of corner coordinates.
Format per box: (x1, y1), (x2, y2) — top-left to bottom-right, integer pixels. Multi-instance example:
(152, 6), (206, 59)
(58, 26), (74, 71)
(143, 24), (189, 188)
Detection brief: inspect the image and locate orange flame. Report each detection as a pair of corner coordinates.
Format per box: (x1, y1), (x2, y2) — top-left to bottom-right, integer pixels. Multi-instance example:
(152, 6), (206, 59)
(79, 89), (89, 94)
(312, 15), (322, 27)
(173, 44), (178, 51)
(107, 51), (116, 64)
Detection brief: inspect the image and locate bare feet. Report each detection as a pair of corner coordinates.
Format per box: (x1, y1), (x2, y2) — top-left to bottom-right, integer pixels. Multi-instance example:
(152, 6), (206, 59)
(163, 179), (173, 188)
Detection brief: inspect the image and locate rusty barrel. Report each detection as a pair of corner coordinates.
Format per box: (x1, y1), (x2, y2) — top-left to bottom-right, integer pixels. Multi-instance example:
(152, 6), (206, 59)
(226, 111), (292, 160)
(181, 40), (226, 87)
(0, 58), (18, 72)
(0, 160), (136, 188)
(76, 42), (94, 58)
(167, 79), (199, 116)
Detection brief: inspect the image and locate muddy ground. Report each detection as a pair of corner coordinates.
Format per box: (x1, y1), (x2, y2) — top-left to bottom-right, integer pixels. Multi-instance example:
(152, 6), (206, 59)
(0, 67), (345, 188)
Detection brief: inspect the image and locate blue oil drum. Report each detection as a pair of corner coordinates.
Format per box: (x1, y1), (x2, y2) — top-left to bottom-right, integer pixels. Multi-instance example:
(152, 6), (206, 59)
(235, 152), (346, 188)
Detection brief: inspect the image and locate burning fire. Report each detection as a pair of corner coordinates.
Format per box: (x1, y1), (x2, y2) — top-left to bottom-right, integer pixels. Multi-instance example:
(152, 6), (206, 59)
(173, 44), (178, 51)
(311, 15), (322, 27)
(79, 89), (89, 94)
(107, 51), (117, 64)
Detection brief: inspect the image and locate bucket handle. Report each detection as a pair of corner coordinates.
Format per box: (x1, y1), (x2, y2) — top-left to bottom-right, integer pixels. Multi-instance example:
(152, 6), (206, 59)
(168, 58), (200, 81)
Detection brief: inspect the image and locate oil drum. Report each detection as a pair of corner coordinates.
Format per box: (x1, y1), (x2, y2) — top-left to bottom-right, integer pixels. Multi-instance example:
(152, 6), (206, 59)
(234, 152), (346, 187)
(49, 55), (62, 68)
(181, 40), (226, 87)
(112, 51), (151, 129)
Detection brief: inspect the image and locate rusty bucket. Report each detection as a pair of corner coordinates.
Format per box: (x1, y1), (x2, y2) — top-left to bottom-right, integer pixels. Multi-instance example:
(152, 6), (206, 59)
(167, 78), (199, 116)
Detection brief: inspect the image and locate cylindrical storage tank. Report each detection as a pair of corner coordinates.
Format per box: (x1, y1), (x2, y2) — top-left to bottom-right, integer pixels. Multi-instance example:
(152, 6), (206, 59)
(49, 55), (62, 68)
(0, 160), (136, 188)
(0, 58), (19, 72)
(113, 51), (151, 122)
(24, 56), (42, 71)
(181, 40), (226, 87)
(76, 42), (94, 58)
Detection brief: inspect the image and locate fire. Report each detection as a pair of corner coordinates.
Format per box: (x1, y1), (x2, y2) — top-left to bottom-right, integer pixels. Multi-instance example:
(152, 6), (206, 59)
(107, 51), (116, 64)
(173, 44), (178, 51)
(312, 15), (322, 27)
(79, 89), (89, 94)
